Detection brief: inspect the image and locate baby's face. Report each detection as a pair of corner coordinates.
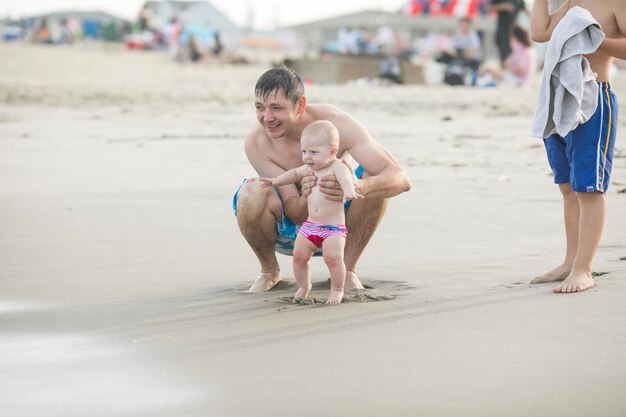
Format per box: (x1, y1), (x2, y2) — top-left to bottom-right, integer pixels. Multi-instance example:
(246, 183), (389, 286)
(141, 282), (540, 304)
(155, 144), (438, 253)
(301, 134), (335, 171)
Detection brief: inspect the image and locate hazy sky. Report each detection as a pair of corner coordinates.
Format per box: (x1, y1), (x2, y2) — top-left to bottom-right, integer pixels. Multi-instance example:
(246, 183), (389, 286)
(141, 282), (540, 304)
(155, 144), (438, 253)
(0, 0), (405, 29)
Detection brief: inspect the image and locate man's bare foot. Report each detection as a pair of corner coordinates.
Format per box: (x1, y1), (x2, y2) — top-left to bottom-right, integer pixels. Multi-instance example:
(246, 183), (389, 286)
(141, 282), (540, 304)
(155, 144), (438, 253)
(530, 266), (571, 284)
(553, 271), (595, 293)
(293, 282), (312, 303)
(326, 289), (344, 305)
(249, 271), (281, 293)
(345, 270), (364, 290)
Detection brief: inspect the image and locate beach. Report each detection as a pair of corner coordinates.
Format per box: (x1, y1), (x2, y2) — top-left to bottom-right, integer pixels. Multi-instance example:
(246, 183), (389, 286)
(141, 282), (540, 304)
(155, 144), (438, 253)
(1, 43), (626, 416)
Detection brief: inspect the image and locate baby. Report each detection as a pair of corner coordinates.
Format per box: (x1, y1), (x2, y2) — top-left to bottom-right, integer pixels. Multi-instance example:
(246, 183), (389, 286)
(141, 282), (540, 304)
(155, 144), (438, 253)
(259, 120), (363, 305)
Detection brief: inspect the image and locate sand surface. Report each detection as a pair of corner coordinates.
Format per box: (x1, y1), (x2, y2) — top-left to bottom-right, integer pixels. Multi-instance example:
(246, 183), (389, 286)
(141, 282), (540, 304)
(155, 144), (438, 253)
(1, 43), (626, 417)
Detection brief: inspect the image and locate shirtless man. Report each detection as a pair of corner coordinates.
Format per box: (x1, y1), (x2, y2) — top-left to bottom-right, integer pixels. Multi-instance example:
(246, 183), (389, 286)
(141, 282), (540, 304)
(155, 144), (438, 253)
(233, 67), (411, 293)
(530, 0), (626, 293)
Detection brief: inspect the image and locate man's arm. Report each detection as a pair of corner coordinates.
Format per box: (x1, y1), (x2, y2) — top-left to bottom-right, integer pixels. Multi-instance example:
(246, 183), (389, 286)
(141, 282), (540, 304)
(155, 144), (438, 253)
(348, 140), (411, 199)
(530, 0), (572, 43)
(334, 112), (411, 200)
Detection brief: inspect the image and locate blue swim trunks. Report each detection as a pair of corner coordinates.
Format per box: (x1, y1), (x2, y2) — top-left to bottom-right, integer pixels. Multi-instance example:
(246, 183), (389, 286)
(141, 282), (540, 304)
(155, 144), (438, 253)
(232, 166), (364, 256)
(544, 82), (618, 193)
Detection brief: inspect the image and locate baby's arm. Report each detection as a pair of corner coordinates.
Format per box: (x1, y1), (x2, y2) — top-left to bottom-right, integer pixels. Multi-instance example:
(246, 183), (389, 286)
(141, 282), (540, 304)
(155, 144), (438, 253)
(331, 160), (364, 202)
(258, 165), (309, 188)
(530, 0), (572, 43)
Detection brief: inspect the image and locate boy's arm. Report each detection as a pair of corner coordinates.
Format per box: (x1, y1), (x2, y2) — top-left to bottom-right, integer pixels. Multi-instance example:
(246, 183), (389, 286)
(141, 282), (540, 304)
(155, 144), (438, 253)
(530, 0), (572, 43)
(598, 38), (626, 59)
(602, 2), (626, 59)
(267, 165), (308, 186)
(330, 160), (363, 201)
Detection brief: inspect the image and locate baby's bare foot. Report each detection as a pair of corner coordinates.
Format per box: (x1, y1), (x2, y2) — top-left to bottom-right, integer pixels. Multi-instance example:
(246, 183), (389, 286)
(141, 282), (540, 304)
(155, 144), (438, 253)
(345, 270), (364, 290)
(293, 282), (312, 303)
(553, 271), (595, 293)
(249, 271), (281, 293)
(531, 266), (571, 284)
(326, 289), (344, 305)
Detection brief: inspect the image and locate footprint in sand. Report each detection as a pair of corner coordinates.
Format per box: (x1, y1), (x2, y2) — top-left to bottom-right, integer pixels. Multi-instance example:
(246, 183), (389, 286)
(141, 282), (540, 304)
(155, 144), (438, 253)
(273, 279), (413, 309)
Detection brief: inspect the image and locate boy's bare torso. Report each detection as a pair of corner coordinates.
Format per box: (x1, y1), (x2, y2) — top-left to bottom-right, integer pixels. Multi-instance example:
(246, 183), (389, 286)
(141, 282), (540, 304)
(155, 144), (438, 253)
(569, 0), (621, 80)
(307, 160), (346, 225)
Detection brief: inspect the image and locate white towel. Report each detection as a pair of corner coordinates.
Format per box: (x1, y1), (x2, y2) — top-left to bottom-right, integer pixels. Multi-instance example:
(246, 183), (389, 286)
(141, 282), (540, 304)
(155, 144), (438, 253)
(531, 6), (605, 138)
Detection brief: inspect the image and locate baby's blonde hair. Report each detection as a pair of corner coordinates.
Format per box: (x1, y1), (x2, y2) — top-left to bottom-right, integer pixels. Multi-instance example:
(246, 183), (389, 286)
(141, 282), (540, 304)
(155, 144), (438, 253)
(302, 120), (339, 150)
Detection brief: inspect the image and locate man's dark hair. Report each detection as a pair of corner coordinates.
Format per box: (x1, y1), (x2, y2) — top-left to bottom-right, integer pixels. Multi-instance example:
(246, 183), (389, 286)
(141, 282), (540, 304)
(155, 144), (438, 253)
(255, 66), (305, 105)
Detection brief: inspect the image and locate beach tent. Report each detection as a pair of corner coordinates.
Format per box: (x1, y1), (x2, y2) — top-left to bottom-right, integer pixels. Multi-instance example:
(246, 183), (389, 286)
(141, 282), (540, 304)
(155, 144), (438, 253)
(139, 1), (240, 48)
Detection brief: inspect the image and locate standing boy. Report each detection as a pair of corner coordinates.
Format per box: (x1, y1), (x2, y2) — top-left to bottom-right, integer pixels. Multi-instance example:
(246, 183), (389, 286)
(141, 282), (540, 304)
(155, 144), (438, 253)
(530, 0), (626, 293)
(259, 121), (362, 305)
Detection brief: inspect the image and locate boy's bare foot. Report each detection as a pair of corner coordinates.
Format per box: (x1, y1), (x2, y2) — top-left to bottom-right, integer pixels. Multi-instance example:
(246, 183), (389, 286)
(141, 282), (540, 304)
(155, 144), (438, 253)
(249, 271), (281, 293)
(293, 282), (312, 303)
(530, 266), (571, 284)
(553, 271), (595, 293)
(345, 270), (364, 290)
(326, 289), (344, 305)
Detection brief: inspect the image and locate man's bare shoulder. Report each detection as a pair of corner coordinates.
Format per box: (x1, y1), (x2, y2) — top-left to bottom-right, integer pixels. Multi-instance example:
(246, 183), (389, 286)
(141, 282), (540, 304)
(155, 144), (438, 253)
(306, 103), (347, 122)
(244, 125), (270, 152)
(306, 103), (370, 146)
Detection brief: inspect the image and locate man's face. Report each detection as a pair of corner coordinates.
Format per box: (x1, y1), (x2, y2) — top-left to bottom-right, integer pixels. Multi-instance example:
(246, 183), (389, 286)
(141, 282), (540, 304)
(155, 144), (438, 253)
(254, 89), (302, 139)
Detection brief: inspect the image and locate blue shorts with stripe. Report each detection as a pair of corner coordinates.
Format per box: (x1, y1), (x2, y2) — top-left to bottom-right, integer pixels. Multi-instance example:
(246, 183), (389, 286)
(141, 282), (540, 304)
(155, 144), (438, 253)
(544, 82), (618, 193)
(232, 166), (364, 256)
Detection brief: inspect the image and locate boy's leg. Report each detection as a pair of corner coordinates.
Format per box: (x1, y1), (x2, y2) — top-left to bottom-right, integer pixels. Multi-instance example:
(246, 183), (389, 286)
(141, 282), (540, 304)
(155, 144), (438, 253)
(554, 192), (605, 293)
(322, 235), (347, 305)
(292, 234), (317, 301)
(236, 179), (283, 292)
(531, 183), (578, 283)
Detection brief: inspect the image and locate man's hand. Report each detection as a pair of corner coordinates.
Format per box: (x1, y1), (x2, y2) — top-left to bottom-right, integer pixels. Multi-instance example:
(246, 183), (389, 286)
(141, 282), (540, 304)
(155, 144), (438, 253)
(301, 170), (316, 197)
(301, 171), (348, 202)
(317, 174), (345, 202)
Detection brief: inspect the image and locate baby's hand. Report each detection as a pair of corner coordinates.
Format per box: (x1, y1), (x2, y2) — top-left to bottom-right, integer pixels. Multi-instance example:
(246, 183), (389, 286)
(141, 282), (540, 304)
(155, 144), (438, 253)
(343, 191), (364, 203)
(258, 178), (275, 188)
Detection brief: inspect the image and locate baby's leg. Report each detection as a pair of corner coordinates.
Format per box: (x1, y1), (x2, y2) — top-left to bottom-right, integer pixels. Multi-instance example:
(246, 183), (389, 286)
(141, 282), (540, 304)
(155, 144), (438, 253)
(292, 234), (317, 302)
(322, 236), (347, 305)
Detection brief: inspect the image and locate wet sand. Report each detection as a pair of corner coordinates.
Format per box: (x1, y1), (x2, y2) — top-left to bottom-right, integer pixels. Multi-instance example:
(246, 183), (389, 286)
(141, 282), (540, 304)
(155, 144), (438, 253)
(1, 43), (626, 417)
